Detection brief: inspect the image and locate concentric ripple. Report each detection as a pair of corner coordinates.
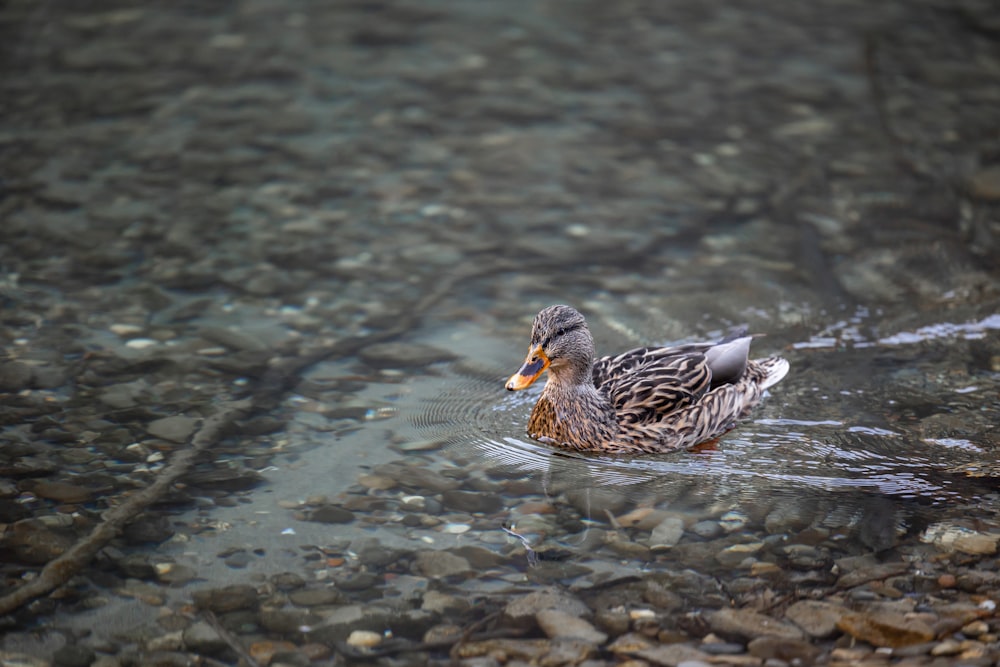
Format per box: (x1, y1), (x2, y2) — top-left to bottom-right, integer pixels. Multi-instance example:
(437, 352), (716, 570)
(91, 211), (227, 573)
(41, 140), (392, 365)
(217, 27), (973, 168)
(411, 365), (992, 508)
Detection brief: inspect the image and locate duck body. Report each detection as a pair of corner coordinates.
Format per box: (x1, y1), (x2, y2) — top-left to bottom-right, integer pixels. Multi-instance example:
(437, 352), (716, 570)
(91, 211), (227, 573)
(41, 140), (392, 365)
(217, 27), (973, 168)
(505, 305), (789, 454)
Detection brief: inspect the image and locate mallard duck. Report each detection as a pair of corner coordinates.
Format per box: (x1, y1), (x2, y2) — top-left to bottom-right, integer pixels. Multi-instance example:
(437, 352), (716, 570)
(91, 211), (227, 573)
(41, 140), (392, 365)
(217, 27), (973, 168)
(505, 305), (789, 454)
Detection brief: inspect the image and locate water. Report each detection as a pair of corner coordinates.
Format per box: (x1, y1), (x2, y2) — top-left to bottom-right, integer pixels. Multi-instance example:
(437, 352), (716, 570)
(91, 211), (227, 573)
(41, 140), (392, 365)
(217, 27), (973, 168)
(1, 0), (999, 661)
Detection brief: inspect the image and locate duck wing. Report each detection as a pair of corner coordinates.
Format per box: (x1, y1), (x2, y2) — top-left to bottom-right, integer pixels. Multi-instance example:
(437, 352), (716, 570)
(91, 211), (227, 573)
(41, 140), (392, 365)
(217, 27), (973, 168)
(595, 346), (713, 425)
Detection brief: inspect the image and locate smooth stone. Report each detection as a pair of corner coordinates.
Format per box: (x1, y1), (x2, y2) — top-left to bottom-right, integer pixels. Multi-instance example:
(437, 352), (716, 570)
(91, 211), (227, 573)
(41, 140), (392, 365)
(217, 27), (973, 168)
(836, 611), (935, 648)
(2, 519), (74, 564)
(182, 621), (227, 656)
(191, 584), (259, 612)
(359, 342), (455, 368)
(258, 608), (322, 635)
(53, 645), (96, 667)
(836, 562), (909, 588)
(199, 326), (269, 352)
(413, 550), (470, 578)
(335, 572), (379, 591)
(784, 600), (846, 638)
(0, 361), (34, 391)
(346, 630), (382, 648)
(536, 609), (607, 643)
(24, 480), (94, 504)
(635, 643), (713, 666)
(503, 588), (589, 628)
(288, 588), (343, 607)
(308, 605), (395, 644)
(690, 520), (723, 539)
(374, 462), (460, 493)
(747, 635), (821, 662)
(708, 608), (805, 641)
(715, 542), (764, 567)
(649, 517), (685, 550)
(308, 505), (355, 524)
(422, 590), (470, 615)
(146, 416), (198, 443)
(440, 489), (504, 514)
(969, 165), (1000, 200)
(564, 488), (627, 518)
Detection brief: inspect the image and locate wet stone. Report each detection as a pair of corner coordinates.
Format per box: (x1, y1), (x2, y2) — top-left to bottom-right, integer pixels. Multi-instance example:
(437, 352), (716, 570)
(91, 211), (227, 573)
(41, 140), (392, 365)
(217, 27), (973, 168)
(182, 621), (227, 656)
(784, 599), (846, 638)
(414, 550), (470, 578)
(503, 588), (589, 628)
(441, 489), (504, 514)
(708, 607), (805, 641)
(258, 607), (322, 635)
(836, 611), (935, 648)
(24, 480), (95, 504)
(536, 609), (607, 644)
(747, 635), (821, 662)
(359, 342), (455, 368)
(288, 587), (343, 607)
(146, 416), (199, 443)
(191, 584), (259, 613)
(0, 360), (34, 392)
(307, 505), (355, 524)
(1, 518), (75, 564)
(53, 645), (97, 667)
(649, 516), (685, 550)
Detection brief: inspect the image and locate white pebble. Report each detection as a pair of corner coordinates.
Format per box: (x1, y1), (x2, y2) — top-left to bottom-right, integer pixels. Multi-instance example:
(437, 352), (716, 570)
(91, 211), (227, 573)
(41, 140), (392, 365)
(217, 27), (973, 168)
(110, 323), (144, 336)
(442, 523), (470, 534)
(347, 630), (382, 648)
(125, 338), (158, 349)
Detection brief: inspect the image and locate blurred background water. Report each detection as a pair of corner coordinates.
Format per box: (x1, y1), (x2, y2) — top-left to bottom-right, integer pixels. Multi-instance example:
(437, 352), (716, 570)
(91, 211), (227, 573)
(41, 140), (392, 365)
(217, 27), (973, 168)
(1, 0), (999, 659)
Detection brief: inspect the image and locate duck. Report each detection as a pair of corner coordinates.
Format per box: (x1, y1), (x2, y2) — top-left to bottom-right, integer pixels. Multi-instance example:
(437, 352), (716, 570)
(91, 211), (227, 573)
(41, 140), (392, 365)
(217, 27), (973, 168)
(505, 305), (789, 454)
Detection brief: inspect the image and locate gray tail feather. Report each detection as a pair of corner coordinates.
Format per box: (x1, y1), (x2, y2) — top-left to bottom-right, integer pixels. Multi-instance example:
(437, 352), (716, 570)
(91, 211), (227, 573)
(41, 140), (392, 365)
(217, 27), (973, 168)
(757, 357), (789, 390)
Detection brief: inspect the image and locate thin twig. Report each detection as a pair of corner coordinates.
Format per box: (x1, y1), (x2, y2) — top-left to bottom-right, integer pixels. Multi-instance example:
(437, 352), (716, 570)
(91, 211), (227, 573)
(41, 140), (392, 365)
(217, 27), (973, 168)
(203, 609), (262, 667)
(0, 400), (252, 616)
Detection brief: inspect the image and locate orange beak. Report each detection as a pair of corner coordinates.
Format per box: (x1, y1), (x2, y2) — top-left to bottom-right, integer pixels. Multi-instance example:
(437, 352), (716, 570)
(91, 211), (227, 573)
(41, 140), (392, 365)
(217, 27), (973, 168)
(505, 345), (550, 390)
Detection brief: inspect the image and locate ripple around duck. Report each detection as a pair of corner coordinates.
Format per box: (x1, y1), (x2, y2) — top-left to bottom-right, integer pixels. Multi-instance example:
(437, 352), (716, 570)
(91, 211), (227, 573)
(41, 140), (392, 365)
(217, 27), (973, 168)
(412, 366), (993, 512)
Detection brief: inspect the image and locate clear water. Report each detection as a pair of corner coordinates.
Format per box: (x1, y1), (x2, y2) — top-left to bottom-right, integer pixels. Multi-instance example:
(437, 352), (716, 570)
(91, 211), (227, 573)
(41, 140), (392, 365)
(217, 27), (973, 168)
(1, 0), (999, 654)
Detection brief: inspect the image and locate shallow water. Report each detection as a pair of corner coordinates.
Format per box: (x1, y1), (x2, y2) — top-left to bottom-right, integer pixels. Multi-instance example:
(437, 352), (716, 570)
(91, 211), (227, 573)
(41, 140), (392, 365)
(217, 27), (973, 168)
(2, 0), (1000, 662)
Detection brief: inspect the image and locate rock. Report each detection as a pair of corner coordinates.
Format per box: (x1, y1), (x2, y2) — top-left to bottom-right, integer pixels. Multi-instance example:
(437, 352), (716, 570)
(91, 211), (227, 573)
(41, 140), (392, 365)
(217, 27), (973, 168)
(308, 604), (395, 644)
(649, 517), (685, 550)
(503, 588), (589, 628)
(53, 645), (97, 667)
(747, 635), (821, 662)
(421, 590), (469, 615)
(536, 609), (607, 643)
(715, 542), (764, 567)
(708, 608), (805, 641)
(564, 488), (626, 518)
(288, 587), (343, 606)
(258, 608), (322, 635)
(968, 165), (1000, 200)
(836, 611), (934, 648)
(441, 489), (504, 514)
(764, 503), (814, 534)
(23, 480), (95, 504)
(0, 360), (34, 392)
(199, 326), (269, 352)
(191, 584), (259, 613)
(784, 600), (846, 638)
(413, 550), (470, 578)
(1, 518), (74, 564)
(2, 651), (56, 667)
(271, 572), (306, 591)
(182, 621), (228, 655)
(374, 462), (459, 493)
(146, 415), (199, 443)
(122, 513), (174, 544)
(308, 505), (355, 524)
(836, 561), (909, 588)
(346, 630), (382, 648)
(634, 643), (714, 666)
(359, 342), (455, 368)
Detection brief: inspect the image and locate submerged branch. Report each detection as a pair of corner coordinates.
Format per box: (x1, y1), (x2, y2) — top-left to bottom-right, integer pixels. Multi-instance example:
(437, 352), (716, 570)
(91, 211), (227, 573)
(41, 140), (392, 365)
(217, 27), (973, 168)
(0, 400), (252, 617)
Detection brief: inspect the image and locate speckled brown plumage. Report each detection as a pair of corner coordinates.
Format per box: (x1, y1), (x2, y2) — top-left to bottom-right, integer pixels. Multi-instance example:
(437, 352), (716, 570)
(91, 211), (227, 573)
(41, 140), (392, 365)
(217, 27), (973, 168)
(505, 305), (789, 454)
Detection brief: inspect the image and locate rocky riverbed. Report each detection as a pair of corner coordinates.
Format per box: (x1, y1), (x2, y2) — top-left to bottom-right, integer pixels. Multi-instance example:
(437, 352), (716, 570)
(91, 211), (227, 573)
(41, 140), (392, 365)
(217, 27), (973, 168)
(2, 0), (999, 665)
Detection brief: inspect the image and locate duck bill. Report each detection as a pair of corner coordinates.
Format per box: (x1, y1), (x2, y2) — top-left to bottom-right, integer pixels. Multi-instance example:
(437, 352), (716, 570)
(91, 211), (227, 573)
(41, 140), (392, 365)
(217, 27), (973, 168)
(505, 346), (550, 390)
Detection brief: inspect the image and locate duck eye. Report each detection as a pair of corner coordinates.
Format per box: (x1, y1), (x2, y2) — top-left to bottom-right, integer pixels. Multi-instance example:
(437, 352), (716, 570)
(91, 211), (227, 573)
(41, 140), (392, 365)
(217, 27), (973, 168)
(556, 328), (566, 337)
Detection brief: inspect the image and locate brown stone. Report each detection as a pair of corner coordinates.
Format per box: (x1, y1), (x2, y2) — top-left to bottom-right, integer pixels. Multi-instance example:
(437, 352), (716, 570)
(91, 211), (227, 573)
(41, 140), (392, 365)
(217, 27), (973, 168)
(836, 611), (934, 648)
